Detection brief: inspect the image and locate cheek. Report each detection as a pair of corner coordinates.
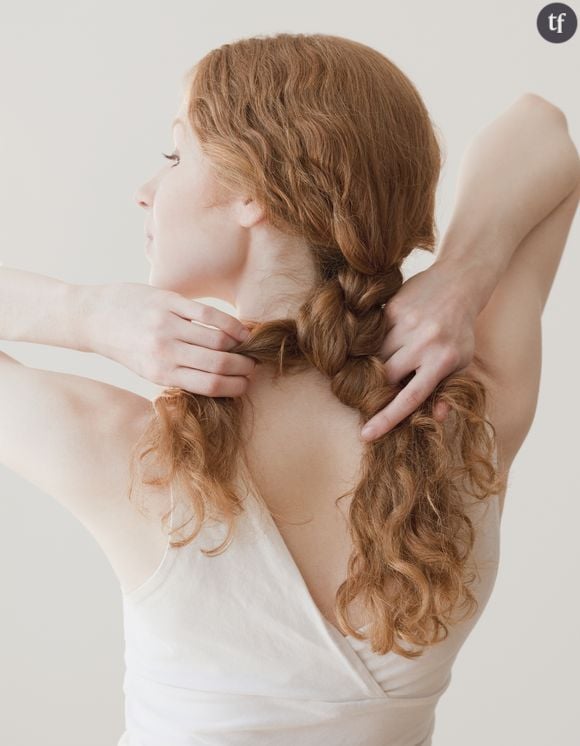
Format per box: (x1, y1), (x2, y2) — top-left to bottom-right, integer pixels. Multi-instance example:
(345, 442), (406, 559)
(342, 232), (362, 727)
(154, 174), (201, 246)
(149, 177), (245, 298)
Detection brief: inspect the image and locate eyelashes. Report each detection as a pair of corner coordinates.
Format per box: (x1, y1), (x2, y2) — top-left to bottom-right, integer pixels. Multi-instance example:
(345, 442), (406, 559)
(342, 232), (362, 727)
(161, 150), (180, 166)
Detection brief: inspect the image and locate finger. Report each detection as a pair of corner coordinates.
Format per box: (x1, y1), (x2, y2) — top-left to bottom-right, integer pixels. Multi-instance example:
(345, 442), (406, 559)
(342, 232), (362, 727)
(170, 314), (248, 352)
(376, 314), (399, 362)
(170, 295), (250, 342)
(360, 366), (442, 441)
(377, 334), (403, 364)
(382, 301), (398, 332)
(380, 346), (419, 385)
(433, 399), (451, 421)
(380, 350), (453, 419)
(174, 340), (256, 377)
(170, 367), (250, 398)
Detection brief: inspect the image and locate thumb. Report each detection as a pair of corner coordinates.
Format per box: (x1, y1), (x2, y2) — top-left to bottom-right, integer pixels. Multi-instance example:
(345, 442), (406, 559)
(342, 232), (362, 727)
(433, 399), (451, 421)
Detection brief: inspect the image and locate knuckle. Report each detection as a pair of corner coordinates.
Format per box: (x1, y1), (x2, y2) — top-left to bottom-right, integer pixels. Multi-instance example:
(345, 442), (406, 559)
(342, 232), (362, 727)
(197, 304), (213, 325)
(190, 373), (211, 396)
(149, 361), (168, 385)
(149, 321), (168, 351)
(425, 319), (443, 341)
(439, 345), (460, 369)
(404, 389), (422, 408)
(212, 352), (230, 375)
(148, 307), (167, 333)
(149, 335), (167, 357)
(384, 298), (398, 318)
(205, 376), (222, 397)
(381, 362), (396, 385)
(179, 370), (204, 395)
(405, 309), (421, 330)
(236, 378), (250, 396)
(215, 330), (231, 349)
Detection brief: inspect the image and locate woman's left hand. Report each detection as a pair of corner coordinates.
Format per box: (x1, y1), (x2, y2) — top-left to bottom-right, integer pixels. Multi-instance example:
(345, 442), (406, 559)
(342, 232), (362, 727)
(360, 259), (482, 441)
(87, 281), (255, 396)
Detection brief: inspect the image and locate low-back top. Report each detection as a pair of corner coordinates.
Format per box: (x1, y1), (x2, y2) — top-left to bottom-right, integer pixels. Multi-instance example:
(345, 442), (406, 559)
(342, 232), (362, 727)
(117, 443), (501, 746)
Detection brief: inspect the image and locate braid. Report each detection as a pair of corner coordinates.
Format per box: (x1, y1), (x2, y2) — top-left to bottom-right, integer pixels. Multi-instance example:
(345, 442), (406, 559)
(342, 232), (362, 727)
(296, 265), (403, 412)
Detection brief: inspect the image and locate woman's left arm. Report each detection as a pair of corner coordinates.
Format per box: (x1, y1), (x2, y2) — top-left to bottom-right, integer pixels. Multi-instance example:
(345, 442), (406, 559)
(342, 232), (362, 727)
(0, 265), (95, 350)
(0, 265), (253, 390)
(0, 265), (252, 528)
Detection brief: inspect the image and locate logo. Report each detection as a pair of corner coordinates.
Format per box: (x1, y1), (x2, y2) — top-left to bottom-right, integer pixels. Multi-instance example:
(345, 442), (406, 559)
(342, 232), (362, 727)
(537, 3), (577, 42)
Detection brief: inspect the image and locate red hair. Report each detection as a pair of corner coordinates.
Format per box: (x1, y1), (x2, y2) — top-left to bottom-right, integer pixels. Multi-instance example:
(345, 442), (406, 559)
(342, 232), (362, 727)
(129, 33), (506, 658)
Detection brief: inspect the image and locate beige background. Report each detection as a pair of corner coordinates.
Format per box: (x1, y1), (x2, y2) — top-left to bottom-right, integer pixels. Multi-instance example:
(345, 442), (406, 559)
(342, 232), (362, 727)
(0, 1), (578, 744)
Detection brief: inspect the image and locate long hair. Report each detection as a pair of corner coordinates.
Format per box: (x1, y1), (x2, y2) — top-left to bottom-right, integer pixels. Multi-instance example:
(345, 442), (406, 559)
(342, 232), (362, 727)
(128, 32), (506, 658)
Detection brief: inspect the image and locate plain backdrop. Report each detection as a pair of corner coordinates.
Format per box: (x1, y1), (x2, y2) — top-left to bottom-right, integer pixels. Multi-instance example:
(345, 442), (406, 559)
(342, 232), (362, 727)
(0, 1), (578, 744)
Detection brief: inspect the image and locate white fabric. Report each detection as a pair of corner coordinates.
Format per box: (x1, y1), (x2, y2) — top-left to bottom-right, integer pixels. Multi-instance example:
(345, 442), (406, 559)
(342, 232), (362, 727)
(117, 459), (501, 746)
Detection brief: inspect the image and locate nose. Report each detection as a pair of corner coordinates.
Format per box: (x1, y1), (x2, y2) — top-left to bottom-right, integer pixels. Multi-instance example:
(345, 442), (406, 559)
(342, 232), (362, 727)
(133, 179), (154, 210)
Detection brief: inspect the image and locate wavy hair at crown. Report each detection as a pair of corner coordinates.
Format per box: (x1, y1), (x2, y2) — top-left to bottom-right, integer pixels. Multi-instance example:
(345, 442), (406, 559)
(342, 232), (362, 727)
(127, 32), (507, 658)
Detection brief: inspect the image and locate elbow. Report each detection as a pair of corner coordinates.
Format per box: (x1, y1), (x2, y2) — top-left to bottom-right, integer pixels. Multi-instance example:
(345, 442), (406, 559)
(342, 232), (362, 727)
(519, 92), (580, 186)
(518, 91), (567, 122)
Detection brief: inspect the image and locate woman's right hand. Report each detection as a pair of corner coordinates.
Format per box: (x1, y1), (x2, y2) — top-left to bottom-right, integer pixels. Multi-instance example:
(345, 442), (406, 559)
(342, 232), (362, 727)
(89, 282), (255, 396)
(360, 259), (482, 441)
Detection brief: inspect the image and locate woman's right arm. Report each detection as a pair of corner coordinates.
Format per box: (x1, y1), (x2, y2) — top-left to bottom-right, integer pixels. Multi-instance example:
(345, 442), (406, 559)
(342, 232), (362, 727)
(363, 94), (580, 441)
(440, 96), (580, 476)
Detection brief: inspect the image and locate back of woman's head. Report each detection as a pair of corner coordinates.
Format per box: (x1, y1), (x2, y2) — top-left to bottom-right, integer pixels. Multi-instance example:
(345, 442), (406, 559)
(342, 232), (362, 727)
(129, 32), (505, 658)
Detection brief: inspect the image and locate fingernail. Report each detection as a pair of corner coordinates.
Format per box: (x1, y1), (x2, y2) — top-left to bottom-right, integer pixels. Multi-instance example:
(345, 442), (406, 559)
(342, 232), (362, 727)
(361, 424), (376, 440)
(239, 327), (251, 341)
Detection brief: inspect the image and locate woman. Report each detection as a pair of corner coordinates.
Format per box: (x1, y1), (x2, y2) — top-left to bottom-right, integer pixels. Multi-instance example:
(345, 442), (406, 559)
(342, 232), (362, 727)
(1, 33), (578, 746)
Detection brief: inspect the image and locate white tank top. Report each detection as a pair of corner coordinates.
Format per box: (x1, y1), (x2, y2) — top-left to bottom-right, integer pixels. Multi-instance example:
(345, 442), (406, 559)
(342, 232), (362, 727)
(117, 453), (501, 746)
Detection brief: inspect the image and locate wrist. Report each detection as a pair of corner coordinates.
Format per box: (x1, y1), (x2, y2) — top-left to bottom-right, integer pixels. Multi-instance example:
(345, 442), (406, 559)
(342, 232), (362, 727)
(435, 215), (520, 317)
(434, 242), (505, 319)
(67, 282), (108, 355)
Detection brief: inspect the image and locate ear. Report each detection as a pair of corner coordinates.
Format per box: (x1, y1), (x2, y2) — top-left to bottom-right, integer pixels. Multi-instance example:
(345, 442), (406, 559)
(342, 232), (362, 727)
(237, 197), (265, 229)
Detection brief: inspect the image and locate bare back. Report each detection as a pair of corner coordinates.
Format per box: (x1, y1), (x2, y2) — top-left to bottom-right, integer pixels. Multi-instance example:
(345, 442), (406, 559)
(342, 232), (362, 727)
(238, 344), (518, 634)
